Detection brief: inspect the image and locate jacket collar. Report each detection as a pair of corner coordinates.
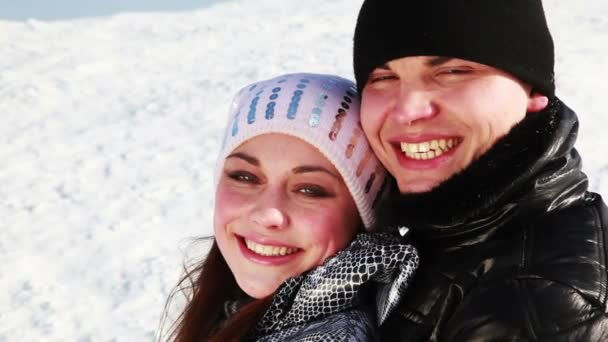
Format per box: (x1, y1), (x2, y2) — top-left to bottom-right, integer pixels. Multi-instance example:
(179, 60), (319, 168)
(376, 98), (588, 245)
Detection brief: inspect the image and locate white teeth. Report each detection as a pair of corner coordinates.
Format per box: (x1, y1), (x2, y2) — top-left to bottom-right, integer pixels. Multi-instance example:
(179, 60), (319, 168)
(244, 239), (298, 257)
(400, 138), (461, 160)
(439, 139), (447, 150)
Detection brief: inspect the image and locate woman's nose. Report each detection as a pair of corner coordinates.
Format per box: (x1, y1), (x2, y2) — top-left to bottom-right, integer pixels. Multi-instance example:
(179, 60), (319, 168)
(249, 207), (288, 229)
(248, 191), (289, 229)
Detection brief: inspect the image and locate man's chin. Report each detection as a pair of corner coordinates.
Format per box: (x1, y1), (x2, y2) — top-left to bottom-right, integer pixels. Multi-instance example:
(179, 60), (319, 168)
(397, 178), (442, 194)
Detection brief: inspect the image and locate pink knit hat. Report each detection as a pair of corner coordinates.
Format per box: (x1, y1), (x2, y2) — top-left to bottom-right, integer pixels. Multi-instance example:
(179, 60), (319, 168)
(216, 73), (387, 229)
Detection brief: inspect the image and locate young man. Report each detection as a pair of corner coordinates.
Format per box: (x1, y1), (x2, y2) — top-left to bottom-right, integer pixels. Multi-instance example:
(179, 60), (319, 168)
(353, 0), (608, 341)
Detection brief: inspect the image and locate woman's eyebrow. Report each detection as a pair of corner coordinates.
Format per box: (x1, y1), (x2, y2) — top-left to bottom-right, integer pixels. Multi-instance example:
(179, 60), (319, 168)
(292, 165), (340, 180)
(226, 152), (259, 166)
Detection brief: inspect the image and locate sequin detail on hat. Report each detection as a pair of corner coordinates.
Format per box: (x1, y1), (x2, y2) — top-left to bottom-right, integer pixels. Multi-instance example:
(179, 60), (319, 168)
(265, 87), (282, 120)
(248, 89), (265, 124)
(287, 82), (307, 120)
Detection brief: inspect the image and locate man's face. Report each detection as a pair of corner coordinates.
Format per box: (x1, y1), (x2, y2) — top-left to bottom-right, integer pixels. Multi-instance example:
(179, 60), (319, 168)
(361, 56), (547, 193)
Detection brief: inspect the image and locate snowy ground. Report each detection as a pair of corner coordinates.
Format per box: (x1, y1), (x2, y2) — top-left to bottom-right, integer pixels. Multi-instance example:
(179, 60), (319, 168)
(1, 0), (607, 341)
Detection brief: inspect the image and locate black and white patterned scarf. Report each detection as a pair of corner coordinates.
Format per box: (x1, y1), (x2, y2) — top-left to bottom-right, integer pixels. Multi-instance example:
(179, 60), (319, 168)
(246, 232), (419, 342)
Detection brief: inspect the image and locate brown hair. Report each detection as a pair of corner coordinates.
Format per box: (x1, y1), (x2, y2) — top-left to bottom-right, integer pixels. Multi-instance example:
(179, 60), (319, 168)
(160, 240), (272, 342)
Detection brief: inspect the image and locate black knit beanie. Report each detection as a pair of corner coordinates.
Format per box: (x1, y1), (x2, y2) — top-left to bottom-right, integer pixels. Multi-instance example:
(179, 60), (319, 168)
(353, 0), (555, 96)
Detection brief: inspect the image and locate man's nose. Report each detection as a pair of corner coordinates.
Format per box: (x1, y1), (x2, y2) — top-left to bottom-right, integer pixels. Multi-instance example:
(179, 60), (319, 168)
(390, 86), (437, 125)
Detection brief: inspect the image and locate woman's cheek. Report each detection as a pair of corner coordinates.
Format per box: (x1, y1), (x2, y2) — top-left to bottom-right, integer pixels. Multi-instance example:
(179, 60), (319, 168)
(304, 206), (353, 255)
(213, 186), (249, 230)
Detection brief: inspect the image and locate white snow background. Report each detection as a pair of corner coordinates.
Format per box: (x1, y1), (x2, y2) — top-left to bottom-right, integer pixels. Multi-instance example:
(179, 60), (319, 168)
(1, 0), (607, 341)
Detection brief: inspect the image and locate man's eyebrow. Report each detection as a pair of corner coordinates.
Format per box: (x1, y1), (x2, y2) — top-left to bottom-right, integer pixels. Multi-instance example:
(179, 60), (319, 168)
(226, 152), (259, 166)
(292, 165), (340, 180)
(426, 56), (454, 67)
(376, 64), (392, 70)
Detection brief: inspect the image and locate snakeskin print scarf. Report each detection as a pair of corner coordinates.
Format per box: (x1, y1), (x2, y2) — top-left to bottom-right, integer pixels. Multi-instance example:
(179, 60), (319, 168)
(246, 232), (419, 342)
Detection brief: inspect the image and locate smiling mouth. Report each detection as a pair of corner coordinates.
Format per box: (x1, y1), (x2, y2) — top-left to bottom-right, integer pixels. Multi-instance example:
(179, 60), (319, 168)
(244, 238), (300, 257)
(399, 138), (462, 160)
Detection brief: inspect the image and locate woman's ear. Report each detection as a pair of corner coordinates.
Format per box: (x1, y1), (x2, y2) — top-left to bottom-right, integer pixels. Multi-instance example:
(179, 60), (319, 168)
(527, 92), (549, 113)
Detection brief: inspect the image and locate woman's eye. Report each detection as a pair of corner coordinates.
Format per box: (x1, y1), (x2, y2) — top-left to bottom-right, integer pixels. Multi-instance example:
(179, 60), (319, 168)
(296, 184), (332, 198)
(227, 171), (259, 183)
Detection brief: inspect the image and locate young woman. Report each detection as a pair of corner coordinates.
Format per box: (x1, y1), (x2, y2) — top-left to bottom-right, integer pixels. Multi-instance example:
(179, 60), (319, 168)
(164, 73), (419, 341)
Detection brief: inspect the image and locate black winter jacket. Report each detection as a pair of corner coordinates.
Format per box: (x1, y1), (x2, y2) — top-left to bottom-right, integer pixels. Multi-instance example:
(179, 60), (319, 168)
(377, 99), (608, 341)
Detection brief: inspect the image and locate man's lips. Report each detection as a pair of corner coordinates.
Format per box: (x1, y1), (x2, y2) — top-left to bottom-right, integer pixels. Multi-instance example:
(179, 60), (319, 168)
(387, 135), (463, 170)
(396, 137), (463, 160)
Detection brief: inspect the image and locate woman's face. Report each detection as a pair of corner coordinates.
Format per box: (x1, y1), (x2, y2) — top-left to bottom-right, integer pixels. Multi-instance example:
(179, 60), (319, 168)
(214, 134), (361, 298)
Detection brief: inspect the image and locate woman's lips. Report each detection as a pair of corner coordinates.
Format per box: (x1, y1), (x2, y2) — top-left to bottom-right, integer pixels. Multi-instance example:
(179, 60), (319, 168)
(244, 238), (299, 256)
(236, 235), (302, 266)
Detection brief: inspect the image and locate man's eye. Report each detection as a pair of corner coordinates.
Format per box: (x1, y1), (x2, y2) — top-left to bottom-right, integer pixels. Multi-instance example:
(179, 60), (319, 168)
(439, 68), (473, 75)
(227, 171), (258, 183)
(368, 74), (397, 84)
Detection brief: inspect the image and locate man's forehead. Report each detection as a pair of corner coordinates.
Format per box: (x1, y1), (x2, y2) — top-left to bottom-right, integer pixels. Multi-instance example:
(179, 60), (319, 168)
(379, 56), (456, 70)
(426, 56), (454, 66)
